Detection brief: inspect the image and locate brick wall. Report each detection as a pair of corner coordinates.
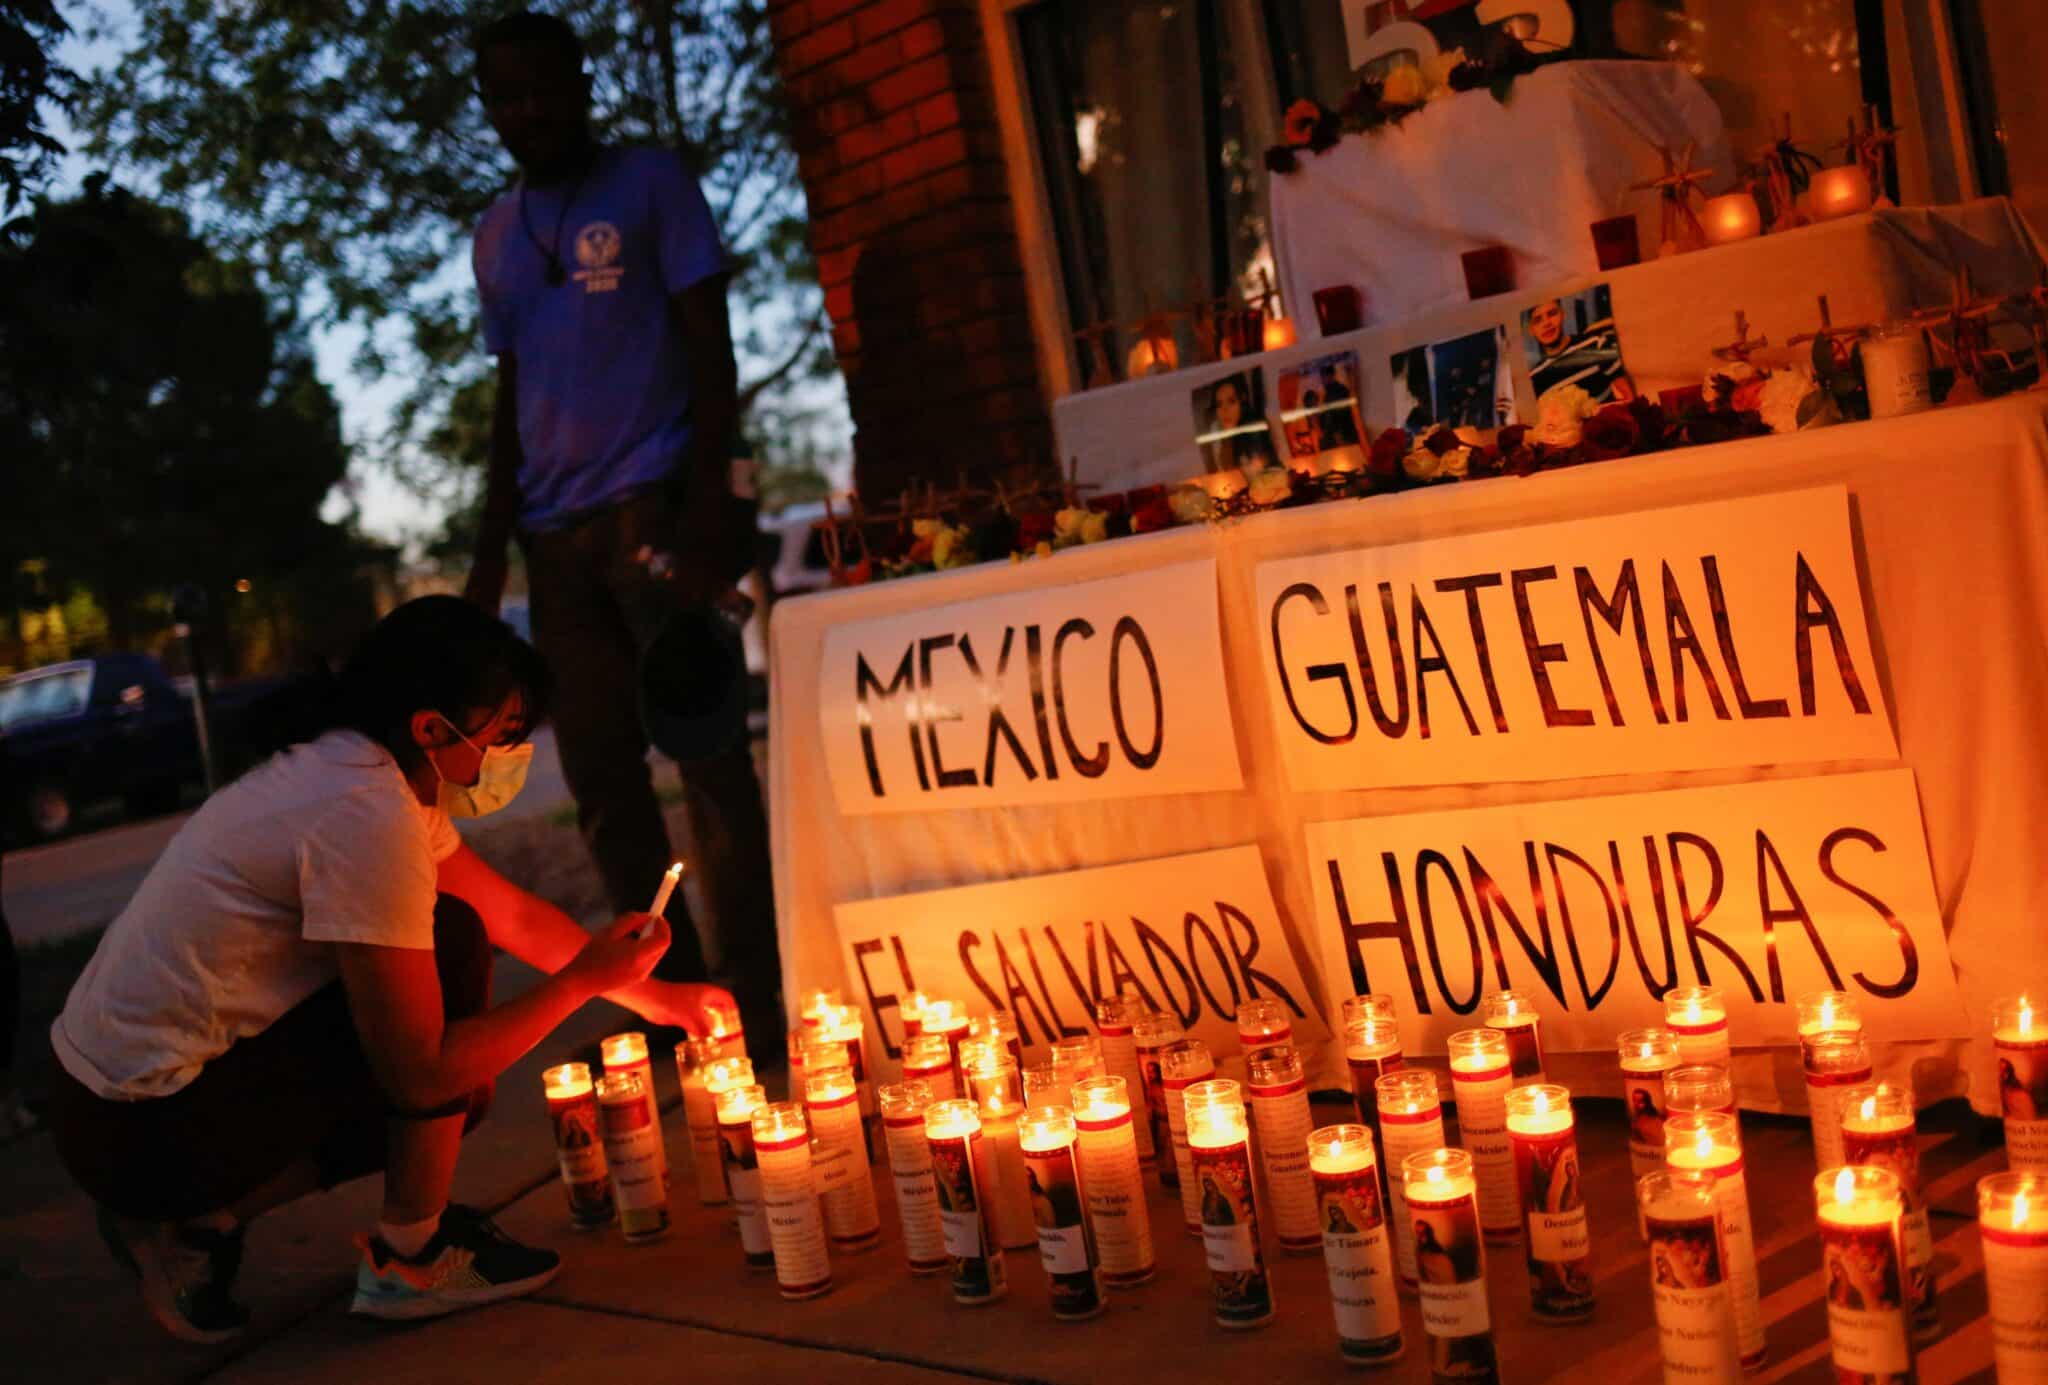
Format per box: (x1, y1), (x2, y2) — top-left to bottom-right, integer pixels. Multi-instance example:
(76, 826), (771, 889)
(768, 0), (1053, 500)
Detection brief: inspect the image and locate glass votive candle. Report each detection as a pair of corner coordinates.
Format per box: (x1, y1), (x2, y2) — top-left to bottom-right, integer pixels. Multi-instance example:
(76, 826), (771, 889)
(1313, 285), (1364, 336)
(1590, 214), (1642, 270)
(1700, 191), (1762, 245)
(1813, 1165), (1910, 1375)
(1980, 1171), (2048, 1378)
(1809, 164), (1875, 221)
(1461, 245), (1515, 300)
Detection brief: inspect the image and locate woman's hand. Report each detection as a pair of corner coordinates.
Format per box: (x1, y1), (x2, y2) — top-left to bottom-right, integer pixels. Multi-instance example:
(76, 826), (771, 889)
(564, 913), (669, 998)
(628, 980), (741, 1038)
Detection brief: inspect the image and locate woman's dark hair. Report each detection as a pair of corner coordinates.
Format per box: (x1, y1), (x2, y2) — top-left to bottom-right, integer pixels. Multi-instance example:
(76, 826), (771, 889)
(472, 10), (584, 76)
(239, 596), (551, 768)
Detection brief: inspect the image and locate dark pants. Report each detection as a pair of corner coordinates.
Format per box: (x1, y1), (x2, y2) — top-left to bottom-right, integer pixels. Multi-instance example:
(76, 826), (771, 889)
(520, 489), (780, 1030)
(49, 897), (493, 1223)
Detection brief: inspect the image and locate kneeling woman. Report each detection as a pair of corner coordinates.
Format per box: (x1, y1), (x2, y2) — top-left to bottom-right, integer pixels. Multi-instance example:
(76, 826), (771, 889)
(48, 596), (729, 1341)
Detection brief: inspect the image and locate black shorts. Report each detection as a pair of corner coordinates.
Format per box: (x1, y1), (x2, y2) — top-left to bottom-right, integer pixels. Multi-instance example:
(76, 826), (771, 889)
(48, 895), (494, 1222)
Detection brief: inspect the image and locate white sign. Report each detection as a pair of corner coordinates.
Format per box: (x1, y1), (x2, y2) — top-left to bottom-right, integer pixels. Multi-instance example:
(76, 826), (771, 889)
(1255, 486), (1894, 789)
(1304, 768), (1963, 1054)
(833, 845), (1327, 1068)
(819, 559), (1242, 815)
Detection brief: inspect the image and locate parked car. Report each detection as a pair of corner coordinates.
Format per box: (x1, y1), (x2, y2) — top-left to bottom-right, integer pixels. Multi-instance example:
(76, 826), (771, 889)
(0, 653), (277, 842)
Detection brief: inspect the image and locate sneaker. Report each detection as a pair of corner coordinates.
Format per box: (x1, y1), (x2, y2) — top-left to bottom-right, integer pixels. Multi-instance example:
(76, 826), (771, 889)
(123, 1219), (251, 1345)
(348, 1205), (558, 1322)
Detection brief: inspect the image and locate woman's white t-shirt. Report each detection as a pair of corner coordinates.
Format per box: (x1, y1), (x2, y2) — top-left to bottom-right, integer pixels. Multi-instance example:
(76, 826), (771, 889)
(51, 730), (461, 1101)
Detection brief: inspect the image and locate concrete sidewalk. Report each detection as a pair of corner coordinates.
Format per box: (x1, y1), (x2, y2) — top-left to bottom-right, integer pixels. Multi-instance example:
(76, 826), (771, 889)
(5, 1043), (2007, 1383)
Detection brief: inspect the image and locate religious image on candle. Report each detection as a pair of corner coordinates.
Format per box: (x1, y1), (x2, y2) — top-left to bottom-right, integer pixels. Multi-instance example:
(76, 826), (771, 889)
(1342, 996), (1404, 1133)
(1134, 1013), (1184, 1189)
(1020, 1106), (1105, 1322)
(1637, 1170), (1742, 1384)
(1482, 990), (1544, 1085)
(1404, 1148), (1497, 1383)
(543, 1063), (614, 1230)
(1619, 1029), (1679, 1185)
(1186, 1081), (1274, 1329)
(716, 1084), (775, 1269)
(1311, 1124), (1404, 1365)
(1816, 1166), (1913, 1382)
(1840, 1083), (1938, 1342)
(926, 1101), (1008, 1305)
(1665, 1112), (1767, 1369)
(1506, 1085), (1594, 1321)
(1996, 996), (2048, 1172)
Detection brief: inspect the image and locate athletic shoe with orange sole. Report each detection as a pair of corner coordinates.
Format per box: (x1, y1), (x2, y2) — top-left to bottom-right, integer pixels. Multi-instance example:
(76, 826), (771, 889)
(348, 1204), (559, 1321)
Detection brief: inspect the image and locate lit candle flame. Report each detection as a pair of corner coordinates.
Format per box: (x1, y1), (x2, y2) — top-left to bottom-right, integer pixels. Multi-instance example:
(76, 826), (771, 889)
(1638, 1042), (1654, 1061)
(1685, 997), (1703, 1023)
(1858, 1095), (1877, 1122)
(1426, 1165), (1445, 1185)
(1532, 1088), (1550, 1115)
(2024, 999), (2036, 1035)
(1833, 1167), (1856, 1205)
(1694, 1129), (1713, 1162)
(1327, 1140), (1344, 1159)
(2019, 1189), (2033, 1224)
(1820, 996), (1836, 1029)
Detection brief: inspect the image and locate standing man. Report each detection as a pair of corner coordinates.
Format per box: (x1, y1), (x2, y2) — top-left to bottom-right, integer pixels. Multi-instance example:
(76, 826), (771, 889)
(464, 11), (781, 1052)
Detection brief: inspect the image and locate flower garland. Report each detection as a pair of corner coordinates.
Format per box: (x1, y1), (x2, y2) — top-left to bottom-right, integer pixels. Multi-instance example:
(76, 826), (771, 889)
(1266, 34), (1542, 174)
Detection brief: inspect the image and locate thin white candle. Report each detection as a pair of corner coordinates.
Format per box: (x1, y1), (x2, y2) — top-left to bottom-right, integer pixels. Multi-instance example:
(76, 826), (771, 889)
(647, 860), (684, 925)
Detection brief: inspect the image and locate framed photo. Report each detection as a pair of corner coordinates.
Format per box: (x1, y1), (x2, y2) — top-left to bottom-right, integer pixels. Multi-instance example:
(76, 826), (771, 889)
(1275, 350), (1366, 473)
(1389, 325), (1518, 433)
(1520, 283), (1636, 407)
(1191, 370), (1279, 473)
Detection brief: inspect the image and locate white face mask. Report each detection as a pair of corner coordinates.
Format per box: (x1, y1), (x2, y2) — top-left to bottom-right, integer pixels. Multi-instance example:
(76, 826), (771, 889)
(427, 712), (534, 818)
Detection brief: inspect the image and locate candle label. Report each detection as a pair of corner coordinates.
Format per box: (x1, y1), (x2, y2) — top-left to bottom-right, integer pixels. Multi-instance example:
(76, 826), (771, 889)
(1998, 1038), (2048, 1170)
(1315, 1163), (1403, 1360)
(1135, 1040), (1178, 1185)
(757, 1133), (832, 1296)
(1192, 1139), (1274, 1325)
(1644, 1211), (1742, 1381)
(930, 1130), (1007, 1302)
(987, 1114), (1040, 1253)
(1807, 1066), (1874, 1172)
(549, 1092), (615, 1225)
(1982, 1223), (2048, 1372)
(1696, 1161), (1767, 1365)
(717, 1117), (773, 1259)
(1347, 1050), (1405, 1129)
(1410, 1193), (1489, 1339)
(883, 1116), (950, 1272)
(1818, 1219), (1911, 1378)
(1671, 1021), (1730, 1071)
(1163, 1070), (1214, 1229)
(1023, 1142), (1104, 1318)
(1841, 1124), (1938, 1334)
(680, 1079), (730, 1206)
(1510, 1125), (1594, 1318)
(1239, 1022), (1293, 1064)
(1249, 1077), (1322, 1250)
(1451, 1069), (1521, 1240)
(600, 1091), (664, 1212)
(1380, 1105), (1446, 1288)
(1490, 1020), (1544, 1085)
(807, 1094), (880, 1244)
(1098, 1024), (1156, 1161)
(1077, 1110), (1156, 1279)
(611, 1058), (668, 1188)
(1623, 1070), (1671, 1172)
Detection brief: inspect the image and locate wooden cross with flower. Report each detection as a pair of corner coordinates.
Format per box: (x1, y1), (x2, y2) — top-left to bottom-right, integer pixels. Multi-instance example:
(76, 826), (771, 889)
(1755, 112), (1823, 230)
(1711, 310), (1770, 366)
(1632, 141), (1712, 256)
(1789, 294), (1874, 367)
(1836, 104), (1899, 206)
(1911, 265), (2008, 380)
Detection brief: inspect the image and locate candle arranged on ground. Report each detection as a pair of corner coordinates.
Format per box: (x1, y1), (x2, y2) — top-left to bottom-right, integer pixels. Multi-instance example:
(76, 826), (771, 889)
(797, 985), (842, 1028)
(925, 1099), (1008, 1305)
(970, 1061), (1039, 1251)
(786, 1028), (813, 1097)
(1050, 1034), (1105, 1082)
(752, 1101), (833, 1299)
(1636, 1170), (1743, 1383)
(967, 1011), (1023, 1071)
(878, 1080), (949, 1275)
(1342, 995), (1405, 1130)
(1023, 1061), (1068, 1109)
(542, 1062), (614, 1230)
(702, 996), (746, 1062)
(901, 1032), (960, 1103)
(1994, 996), (2048, 1171)
(1095, 994), (1157, 1164)
(674, 1037), (731, 1207)
(1482, 990), (1545, 1086)
(1619, 1029), (1681, 1183)
(1019, 1105), (1106, 1321)
(814, 1003), (880, 1160)
(796, 1034), (849, 1083)
(715, 1083), (775, 1269)
(1665, 988), (1732, 1071)
(1134, 1013), (1185, 1189)
(1841, 1082), (1939, 1340)
(1814, 1166), (1912, 1378)
(921, 1001), (972, 1087)
(600, 1031), (667, 1193)
(1310, 1123), (1403, 1365)
(1071, 1075), (1157, 1284)
(1402, 1148), (1498, 1383)
(1665, 1113), (1767, 1369)
(1808, 163), (1875, 220)
(1804, 1031), (1874, 1175)
(1664, 1064), (1737, 1119)
(647, 859), (684, 924)
(1246, 1048), (1322, 1254)
(1377, 1069), (1447, 1293)
(1979, 1171), (2048, 1379)
(596, 1068), (669, 1243)
(899, 990), (934, 1039)
(1797, 990), (1864, 1049)
(1504, 1084), (1594, 1321)
(1700, 191), (1761, 246)
(1160, 1039), (1218, 1233)
(1237, 998), (1295, 1063)
(802, 1063), (881, 1251)
(1448, 1029), (1521, 1243)
(1184, 1079), (1275, 1328)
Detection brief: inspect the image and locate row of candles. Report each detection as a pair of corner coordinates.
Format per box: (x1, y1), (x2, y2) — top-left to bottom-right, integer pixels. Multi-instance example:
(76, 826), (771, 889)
(540, 982), (2048, 1381)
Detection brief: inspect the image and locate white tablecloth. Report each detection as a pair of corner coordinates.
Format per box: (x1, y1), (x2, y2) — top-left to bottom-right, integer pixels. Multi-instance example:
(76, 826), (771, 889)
(1057, 199), (2046, 495)
(1269, 61), (1735, 332)
(771, 395), (2048, 1113)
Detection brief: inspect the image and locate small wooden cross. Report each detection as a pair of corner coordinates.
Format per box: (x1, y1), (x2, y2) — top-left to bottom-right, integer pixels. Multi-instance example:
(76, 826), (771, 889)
(1632, 141), (1712, 255)
(1072, 319), (1120, 390)
(1789, 294), (1874, 351)
(1710, 309), (1769, 365)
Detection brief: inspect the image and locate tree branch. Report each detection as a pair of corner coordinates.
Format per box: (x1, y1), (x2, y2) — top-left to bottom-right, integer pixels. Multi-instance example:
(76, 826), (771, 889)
(737, 305), (828, 413)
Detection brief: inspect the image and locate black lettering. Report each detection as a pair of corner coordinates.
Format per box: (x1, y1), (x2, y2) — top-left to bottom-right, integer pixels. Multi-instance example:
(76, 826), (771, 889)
(1622, 836), (1680, 999)
(1273, 582), (1358, 745)
(1103, 929), (1151, 1005)
(1026, 624), (1060, 781)
(918, 634), (976, 788)
(1183, 912), (1242, 1021)
(992, 933), (1054, 1046)
(1755, 829), (1844, 1001)
(1417, 850), (1484, 1014)
(1576, 560), (1666, 726)
(1052, 619), (1110, 777)
(971, 628), (1039, 787)
(854, 646), (922, 795)
(1661, 563), (1732, 723)
(1346, 581), (1412, 737)
(1218, 900), (1306, 1018)
(1794, 553), (1874, 717)
(1821, 828), (1917, 998)
(1512, 566), (1594, 728)
(1020, 930), (1089, 1038)
(1042, 925), (1106, 1018)
(1434, 573), (1509, 732)
(1109, 615), (1164, 769)
(1464, 845), (1564, 1002)
(851, 937), (907, 1060)
(1132, 916), (1200, 1026)
(1546, 844), (1620, 1008)
(1412, 588), (1480, 740)
(958, 930), (1004, 1010)
(1701, 556), (1789, 718)
(1669, 831), (1763, 1000)
(1327, 854), (1433, 1015)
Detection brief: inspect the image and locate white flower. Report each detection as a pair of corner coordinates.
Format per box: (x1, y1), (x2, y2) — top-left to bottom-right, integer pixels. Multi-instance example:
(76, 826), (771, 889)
(1247, 467), (1294, 507)
(1439, 446), (1471, 478)
(1702, 359), (1761, 404)
(1533, 383), (1596, 447)
(1422, 47), (1467, 97)
(1402, 446), (1443, 480)
(1758, 367), (1830, 434)
(1168, 485), (1216, 524)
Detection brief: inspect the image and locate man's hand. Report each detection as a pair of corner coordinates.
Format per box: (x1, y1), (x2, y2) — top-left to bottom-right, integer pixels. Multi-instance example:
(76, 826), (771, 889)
(464, 552), (509, 614)
(564, 913), (670, 997)
(624, 979), (741, 1038)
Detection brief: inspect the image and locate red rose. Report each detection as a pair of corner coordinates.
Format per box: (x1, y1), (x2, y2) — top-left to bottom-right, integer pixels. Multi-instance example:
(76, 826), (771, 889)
(1016, 511), (1057, 548)
(1423, 427), (1460, 456)
(1369, 427), (1409, 477)
(1130, 496), (1175, 533)
(1496, 423), (1529, 452)
(1579, 403), (1641, 461)
(1730, 376), (1769, 415)
(1088, 492), (1128, 517)
(1283, 99), (1323, 148)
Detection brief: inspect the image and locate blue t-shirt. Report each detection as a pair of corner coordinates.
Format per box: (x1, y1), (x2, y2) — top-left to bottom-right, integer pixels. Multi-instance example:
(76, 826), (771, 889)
(473, 146), (729, 531)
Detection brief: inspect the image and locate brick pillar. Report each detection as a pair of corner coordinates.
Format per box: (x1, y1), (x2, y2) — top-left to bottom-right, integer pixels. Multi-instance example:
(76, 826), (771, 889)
(768, 0), (1052, 500)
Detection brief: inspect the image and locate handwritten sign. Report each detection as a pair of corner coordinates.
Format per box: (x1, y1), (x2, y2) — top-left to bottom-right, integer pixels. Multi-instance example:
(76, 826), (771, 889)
(818, 559), (1241, 815)
(1304, 768), (1963, 1055)
(833, 846), (1327, 1069)
(1255, 486), (1894, 789)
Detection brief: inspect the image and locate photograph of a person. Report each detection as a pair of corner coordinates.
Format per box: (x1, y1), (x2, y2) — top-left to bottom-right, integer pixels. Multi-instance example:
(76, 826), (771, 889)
(1390, 326), (1518, 432)
(1191, 370), (1279, 473)
(1318, 1173), (1385, 1236)
(1412, 1197), (1484, 1286)
(1521, 283), (1636, 406)
(1823, 1227), (1902, 1312)
(1276, 350), (1367, 471)
(1027, 1154), (1085, 1234)
(1647, 1217), (1723, 1289)
(1999, 1046), (2048, 1122)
